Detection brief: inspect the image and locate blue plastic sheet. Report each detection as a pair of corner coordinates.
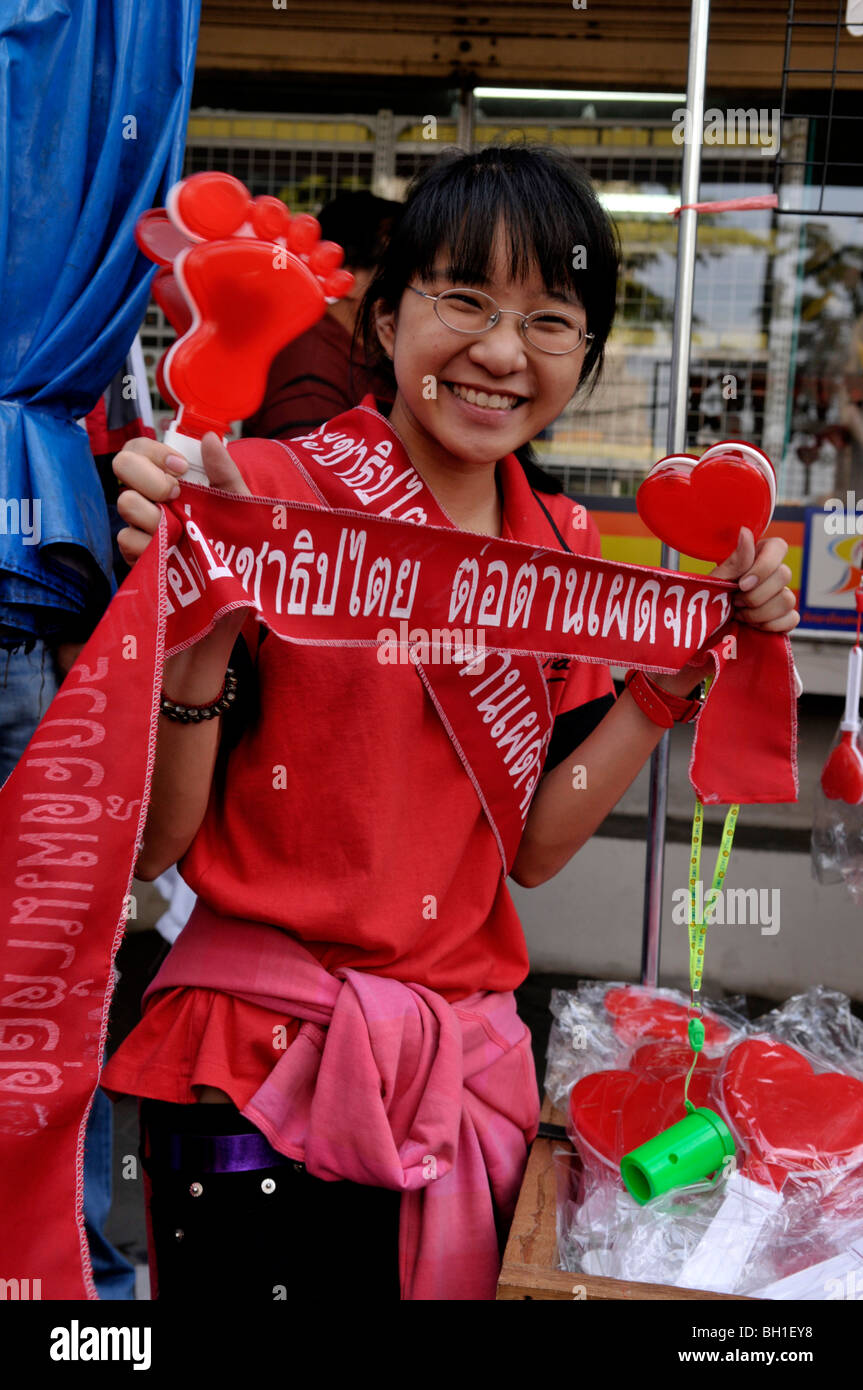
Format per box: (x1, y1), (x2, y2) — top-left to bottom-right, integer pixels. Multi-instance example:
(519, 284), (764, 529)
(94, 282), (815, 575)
(0, 0), (201, 648)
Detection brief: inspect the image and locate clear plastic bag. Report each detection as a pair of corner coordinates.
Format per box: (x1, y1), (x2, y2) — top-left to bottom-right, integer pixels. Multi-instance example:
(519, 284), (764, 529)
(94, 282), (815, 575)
(737, 1170), (863, 1297)
(717, 1033), (863, 1189)
(812, 727), (863, 904)
(751, 985), (863, 1082)
(544, 979), (747, 1112)
(555, 1147), (770, 1289)
(557, 1140), (863, 1296)
(553, 982), (863, 1298)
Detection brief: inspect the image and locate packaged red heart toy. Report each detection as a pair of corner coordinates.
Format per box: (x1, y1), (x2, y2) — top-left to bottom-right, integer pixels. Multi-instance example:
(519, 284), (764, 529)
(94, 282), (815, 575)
(550, 984), (863, 1297)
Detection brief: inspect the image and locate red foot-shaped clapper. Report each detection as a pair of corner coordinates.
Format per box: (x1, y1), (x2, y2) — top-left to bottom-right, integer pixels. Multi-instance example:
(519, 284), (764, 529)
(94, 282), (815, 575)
(135, 172), (354, 478)
(636, 440), (776, 564)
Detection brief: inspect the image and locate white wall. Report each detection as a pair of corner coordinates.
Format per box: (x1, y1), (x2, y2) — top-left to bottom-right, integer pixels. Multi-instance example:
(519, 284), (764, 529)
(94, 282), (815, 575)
(512, 836), (862, 1001)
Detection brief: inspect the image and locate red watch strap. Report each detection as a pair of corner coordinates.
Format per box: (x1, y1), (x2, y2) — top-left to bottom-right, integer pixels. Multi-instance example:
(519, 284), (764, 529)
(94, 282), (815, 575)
(623, 670), (702, 727)
(649, 673), (703, 722)
(623, 670), (673, 727)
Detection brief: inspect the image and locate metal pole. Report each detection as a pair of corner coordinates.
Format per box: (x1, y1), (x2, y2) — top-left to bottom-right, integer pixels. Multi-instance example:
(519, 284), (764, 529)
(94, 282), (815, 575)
(640, 0), (711, 987)
(457, 86), (475, 152)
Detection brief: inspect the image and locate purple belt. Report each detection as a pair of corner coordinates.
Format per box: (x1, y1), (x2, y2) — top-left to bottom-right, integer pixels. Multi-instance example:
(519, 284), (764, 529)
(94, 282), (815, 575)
(147, 1131), (299, 1175)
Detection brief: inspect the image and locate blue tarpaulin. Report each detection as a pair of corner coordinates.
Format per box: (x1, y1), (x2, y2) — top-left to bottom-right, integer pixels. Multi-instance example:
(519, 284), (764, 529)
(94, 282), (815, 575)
(0, 0), (201, 649)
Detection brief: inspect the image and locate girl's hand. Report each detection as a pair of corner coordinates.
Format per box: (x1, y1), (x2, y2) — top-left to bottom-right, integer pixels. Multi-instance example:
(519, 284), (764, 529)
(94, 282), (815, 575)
(651, 525), (799, 700)
(113, 431), (251, 566)
(710, 526), (800, 635)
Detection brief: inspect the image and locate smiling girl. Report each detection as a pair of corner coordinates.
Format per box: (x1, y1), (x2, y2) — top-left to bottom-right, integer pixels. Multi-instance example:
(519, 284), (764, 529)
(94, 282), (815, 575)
(103, 144), (799, 1302)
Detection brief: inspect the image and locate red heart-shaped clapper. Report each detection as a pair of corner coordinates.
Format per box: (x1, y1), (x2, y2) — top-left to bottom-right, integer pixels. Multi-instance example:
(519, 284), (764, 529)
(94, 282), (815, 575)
(719, 1038), (863, 1192)
(821, 730), (863, 805)
(604, 986), (733, 1048)
(569, 1041), (724, 1168)
(636, 444), (774, 563)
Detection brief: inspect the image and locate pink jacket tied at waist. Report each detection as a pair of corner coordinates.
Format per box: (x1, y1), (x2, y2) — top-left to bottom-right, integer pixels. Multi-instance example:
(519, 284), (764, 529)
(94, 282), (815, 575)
(143, 899), (541, 1300)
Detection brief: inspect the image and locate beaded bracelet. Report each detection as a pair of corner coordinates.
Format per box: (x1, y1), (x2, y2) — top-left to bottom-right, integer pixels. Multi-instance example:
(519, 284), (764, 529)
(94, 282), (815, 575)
(159, 667), (238, 723)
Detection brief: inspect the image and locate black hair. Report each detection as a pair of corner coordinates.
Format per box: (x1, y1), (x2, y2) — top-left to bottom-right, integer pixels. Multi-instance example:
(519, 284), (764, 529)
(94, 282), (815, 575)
(317, 191), (402, 270)
(356, 142), (620, 494)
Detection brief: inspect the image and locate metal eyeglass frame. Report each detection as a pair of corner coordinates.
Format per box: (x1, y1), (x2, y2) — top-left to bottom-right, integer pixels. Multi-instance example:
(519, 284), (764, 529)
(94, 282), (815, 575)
(406, 283), (594, 355)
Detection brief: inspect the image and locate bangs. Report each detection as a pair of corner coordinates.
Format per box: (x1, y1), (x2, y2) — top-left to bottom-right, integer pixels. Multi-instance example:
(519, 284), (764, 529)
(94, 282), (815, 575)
(407, 169), (590, 305)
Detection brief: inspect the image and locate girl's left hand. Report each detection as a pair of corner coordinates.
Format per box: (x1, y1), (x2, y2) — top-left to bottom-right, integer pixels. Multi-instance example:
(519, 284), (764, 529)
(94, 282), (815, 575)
(709, 526), (800, 635)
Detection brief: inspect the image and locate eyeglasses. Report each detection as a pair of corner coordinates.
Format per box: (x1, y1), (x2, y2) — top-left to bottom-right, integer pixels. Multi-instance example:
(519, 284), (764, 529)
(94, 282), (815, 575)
(406, 284), (594, 356)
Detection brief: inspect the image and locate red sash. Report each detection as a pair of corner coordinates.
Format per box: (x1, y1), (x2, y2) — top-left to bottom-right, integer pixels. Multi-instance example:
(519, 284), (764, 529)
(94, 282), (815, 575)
(0, 401), (797, 1297)
(270, 403), (561, 870)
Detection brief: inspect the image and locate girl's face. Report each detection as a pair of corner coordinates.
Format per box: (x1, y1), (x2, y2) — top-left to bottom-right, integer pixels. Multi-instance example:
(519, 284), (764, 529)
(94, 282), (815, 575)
(375, 225), (588, 474)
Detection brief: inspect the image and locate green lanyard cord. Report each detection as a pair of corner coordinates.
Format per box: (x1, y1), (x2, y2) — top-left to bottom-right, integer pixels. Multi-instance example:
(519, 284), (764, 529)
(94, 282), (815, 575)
(682, 675), (739, 1110)
(683, 797), (738, 1108)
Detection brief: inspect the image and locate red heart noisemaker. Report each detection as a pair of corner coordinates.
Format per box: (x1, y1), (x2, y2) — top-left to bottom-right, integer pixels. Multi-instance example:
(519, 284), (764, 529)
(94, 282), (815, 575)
(820, 731), (863, 804)
(821, 646), (863, 804)
(719, 1038), (863, 1192)
(568, 1040), (724, 1169)
(636, 442), (775, 564)
(604, 986), (733, 1048)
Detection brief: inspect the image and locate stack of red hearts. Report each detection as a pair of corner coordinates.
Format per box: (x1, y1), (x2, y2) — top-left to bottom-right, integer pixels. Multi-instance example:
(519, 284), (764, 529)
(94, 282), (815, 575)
(602, 986), (736, 1049)
(568, 986), (737, 1178)
(718, 1037), (863, 1193)
(570, 1038), (723, 1173)
(567, 988), (863, 1207)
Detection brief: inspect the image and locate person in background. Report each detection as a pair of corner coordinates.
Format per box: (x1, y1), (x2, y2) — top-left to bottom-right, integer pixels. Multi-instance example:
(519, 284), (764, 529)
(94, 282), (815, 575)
(833, 317), (863, 500)
(241, 190), (401, 439)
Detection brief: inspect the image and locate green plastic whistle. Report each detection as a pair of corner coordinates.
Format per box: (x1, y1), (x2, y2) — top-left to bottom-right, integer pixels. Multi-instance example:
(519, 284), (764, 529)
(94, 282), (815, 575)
(620, 1106), (735, 1205)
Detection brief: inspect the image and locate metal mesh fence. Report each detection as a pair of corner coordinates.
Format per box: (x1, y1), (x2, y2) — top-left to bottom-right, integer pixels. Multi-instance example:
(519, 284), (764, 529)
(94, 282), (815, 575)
(140, 105), (861, 503)
(774, 0), (863, 217)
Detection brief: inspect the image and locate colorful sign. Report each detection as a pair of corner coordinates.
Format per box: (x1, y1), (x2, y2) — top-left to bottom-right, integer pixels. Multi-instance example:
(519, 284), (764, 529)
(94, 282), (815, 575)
(798, 508), (863, 635)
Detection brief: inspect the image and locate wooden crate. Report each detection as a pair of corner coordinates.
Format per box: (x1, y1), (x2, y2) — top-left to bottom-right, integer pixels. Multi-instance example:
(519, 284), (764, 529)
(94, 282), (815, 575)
(497, 1098), (753, 1301)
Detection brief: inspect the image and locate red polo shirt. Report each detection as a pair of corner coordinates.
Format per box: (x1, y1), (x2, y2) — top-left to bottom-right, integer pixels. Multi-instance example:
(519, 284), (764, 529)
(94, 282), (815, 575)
(102, 428), (615, 1107)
